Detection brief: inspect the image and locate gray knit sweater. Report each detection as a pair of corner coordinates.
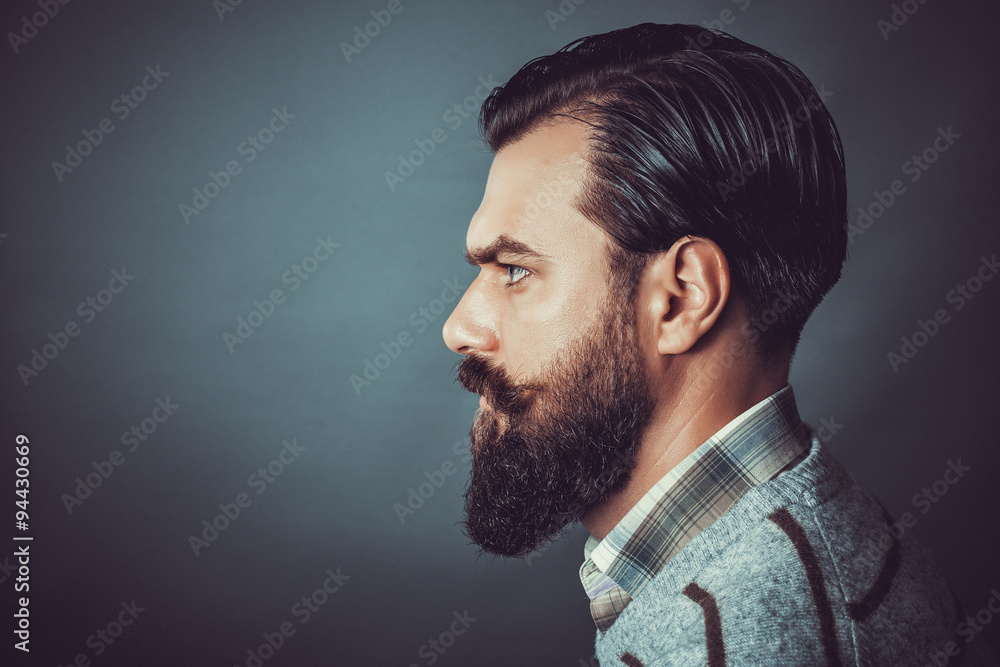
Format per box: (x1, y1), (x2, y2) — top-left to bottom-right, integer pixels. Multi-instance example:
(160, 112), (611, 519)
(593, 433), (998, 666)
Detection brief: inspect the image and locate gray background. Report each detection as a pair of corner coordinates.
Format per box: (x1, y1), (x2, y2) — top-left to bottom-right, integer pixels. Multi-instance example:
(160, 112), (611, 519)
(2, 0), (998, 664)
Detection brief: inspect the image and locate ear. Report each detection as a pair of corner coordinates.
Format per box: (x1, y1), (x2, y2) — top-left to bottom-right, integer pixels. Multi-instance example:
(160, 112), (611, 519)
(644, 236), (730, 355)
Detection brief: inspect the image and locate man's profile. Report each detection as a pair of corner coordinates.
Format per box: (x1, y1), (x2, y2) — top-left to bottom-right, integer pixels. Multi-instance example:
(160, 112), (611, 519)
(442, 22), (996, 666)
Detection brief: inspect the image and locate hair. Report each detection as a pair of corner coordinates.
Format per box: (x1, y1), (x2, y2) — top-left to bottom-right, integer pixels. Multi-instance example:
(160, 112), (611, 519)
(478, 23), (848, 360)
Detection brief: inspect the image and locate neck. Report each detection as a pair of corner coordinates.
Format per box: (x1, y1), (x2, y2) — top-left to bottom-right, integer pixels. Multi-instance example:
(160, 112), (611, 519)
(580, 354), (789, 541)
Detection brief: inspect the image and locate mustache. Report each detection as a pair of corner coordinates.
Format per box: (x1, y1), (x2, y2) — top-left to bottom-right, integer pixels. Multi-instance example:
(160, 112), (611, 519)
(455, 354), (541, 414)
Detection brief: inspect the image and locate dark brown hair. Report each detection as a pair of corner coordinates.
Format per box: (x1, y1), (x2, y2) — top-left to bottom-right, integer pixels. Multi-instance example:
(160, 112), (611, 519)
(479, 23), (848, 359)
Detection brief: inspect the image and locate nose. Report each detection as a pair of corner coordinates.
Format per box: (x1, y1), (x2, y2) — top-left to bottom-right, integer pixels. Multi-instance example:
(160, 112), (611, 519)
(442, 277), (497, 356)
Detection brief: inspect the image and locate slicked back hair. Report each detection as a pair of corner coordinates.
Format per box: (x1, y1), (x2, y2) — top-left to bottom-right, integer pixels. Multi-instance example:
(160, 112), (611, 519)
(479, 23), (848, 360)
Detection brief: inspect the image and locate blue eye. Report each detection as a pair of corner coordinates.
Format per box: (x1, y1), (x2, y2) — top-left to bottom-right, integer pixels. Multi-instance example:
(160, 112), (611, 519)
(502, 264), (530, 287)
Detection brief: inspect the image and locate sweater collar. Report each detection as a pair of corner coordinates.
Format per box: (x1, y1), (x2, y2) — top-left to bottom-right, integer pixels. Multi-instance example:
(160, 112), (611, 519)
(578, 384), (810, 632)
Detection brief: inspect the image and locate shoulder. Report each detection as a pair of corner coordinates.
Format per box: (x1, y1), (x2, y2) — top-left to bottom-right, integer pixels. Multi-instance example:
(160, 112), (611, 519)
(595, 436), (979, 666)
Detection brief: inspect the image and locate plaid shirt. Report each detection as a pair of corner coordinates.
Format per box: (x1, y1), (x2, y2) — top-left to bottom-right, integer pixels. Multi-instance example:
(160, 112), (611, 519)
(579, 384), (811, 633)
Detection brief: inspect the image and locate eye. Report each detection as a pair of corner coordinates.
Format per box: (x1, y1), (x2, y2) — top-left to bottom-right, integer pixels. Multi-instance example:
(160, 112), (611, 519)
(501, 264), (530, 288)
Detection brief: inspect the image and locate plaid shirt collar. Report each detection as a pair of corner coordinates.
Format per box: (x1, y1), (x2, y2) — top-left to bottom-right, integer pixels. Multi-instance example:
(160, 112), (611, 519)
(578, 384), (810, 633)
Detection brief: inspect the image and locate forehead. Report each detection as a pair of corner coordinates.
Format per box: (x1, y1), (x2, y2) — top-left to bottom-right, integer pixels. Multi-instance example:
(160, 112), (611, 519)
(467, 119), (604, 255)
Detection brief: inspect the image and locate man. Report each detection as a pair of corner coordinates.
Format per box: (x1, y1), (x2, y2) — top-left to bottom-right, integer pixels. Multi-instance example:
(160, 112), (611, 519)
(442, 23), (996, 666)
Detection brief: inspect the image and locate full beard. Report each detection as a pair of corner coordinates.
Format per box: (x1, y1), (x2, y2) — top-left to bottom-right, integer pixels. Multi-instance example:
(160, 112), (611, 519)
(456, 294), (657, 558)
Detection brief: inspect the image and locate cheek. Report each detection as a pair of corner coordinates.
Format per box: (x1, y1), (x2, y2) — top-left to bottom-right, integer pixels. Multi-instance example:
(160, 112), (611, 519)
(544, 276), (606, 349)
(502, 289), (587, 381)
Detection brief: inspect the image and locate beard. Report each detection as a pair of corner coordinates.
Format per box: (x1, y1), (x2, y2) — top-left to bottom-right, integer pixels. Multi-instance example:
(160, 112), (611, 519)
(455, 290), (657, 558)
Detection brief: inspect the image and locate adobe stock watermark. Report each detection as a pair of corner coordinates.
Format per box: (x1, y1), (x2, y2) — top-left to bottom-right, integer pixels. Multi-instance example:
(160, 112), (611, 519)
(847, 126), (961, 244)
(384, 74), (499, 192)
(16, 267), (135, 386)
(231, 567), (349, 667)
(350, 278), (465, 394)
(923, 586), (1000, 667)
(178, 106), (295, 224)
(527, 410), (838, 569)
(60, 396), (180, 515)
(393, 436), (471, 524)
(683, 289), (846, 443)
(340, 0), (418, 63)
(716, 84), (834, 201)
(51, 65), (170, 182)
(222, 235), (340, 353)
(956, 588), (1000, 643)
(55, 600), (145, 667)
(12, 544), (29, 653)
(695, 0), (752, 35)
(406, 610), (477, 667)
(878, 0), (930, 41)
(878, 458), (971, 552)
(544, 0), (592, 31)
(887, 253), (997, 373)
(7, 0), (73, 55)
(674, 0), (752, 61)
(213, 0), (247, 21)
(528, 411), (841, 570)
(695, 290), (784, 382)
(0, 556), (19, 585)
(519, 151), (588, 229)
(187, 438), (306, 557)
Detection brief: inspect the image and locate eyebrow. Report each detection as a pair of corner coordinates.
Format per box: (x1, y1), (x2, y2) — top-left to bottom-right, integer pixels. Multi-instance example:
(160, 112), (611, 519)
(463, 234), (549, 266)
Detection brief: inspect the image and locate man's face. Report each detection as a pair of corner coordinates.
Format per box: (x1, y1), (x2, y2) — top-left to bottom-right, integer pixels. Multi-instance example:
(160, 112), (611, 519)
(442, 120), (657, 557)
